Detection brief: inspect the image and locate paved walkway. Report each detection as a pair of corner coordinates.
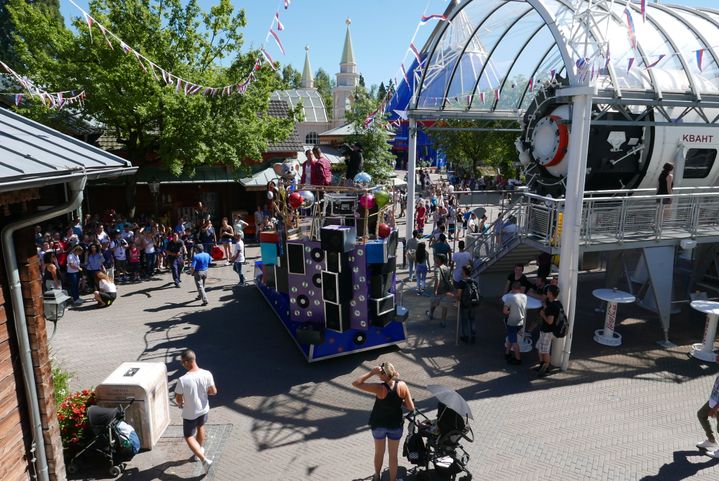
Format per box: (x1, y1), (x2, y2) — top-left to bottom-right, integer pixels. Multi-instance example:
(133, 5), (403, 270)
(51, 222), (719, 481)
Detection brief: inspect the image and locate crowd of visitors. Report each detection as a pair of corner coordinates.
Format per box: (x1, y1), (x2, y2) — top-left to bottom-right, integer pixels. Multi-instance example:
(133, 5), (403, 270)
(36, 201), (251, 308)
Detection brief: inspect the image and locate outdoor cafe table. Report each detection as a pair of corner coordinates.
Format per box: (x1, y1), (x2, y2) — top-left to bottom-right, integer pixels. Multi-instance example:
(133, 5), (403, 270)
(690, 300), (719, 362)
(592, 288), (635, 347)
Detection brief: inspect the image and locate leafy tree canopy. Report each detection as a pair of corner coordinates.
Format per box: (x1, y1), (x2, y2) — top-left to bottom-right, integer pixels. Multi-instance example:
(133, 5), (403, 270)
(281, 64), (301, 89)
(6, 0), (298, 178)
(313, 67), (333, 119)
(345, 86), (395, 181)
(0, 0), (63, 68)
(427, 120), (517, 175)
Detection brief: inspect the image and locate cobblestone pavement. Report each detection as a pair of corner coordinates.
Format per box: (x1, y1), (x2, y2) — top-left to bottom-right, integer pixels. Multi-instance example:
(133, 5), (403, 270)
(51, 236), (719, 481)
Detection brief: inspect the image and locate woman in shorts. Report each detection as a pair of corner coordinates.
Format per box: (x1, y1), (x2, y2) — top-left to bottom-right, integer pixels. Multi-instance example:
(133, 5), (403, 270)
(352, 362), (415, 481)
(93, 271), (117, 307)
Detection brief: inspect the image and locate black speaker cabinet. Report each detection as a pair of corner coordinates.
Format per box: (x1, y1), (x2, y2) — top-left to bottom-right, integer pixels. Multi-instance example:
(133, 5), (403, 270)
(369, 256), (397, 275)
(321, 225), (356, 253)
(370, 272), (392, 299)
(287, 242), (306, 275)
(387, 230), (399, 257)
(321, 270), (352, 304)
(325, 251), (346, 273)
(296, 327), (325, 345)
(325, 301), (350, 332)
(274, 264), (289, 294)
(370, 294), (395, 317)
(372, 312), (393, 328)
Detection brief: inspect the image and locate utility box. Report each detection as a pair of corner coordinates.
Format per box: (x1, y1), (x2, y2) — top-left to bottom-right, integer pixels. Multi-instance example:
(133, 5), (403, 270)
(95, 362), (170, 450)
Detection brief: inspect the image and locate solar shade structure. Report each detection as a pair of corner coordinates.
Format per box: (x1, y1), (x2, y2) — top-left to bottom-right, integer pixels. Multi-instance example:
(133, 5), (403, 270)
(408, 0), (719, 121)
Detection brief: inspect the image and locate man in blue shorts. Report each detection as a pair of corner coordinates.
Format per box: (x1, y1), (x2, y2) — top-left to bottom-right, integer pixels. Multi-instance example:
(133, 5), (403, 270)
(502, 281), (527, 365)
(175, 349), (217, 473)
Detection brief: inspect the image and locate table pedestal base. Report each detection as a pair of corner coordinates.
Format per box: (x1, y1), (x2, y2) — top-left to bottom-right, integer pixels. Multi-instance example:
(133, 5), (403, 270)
(506, 334), (533, 353)
(594, 329), (622, 347)
(690, 343), (717, 362)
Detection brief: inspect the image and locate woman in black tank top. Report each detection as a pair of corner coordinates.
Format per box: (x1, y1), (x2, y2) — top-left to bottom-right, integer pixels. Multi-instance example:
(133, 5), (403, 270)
(352, 362), (415, 481)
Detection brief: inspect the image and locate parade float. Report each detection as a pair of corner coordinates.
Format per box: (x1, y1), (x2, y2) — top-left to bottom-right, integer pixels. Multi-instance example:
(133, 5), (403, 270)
(255, 167), (408, 362)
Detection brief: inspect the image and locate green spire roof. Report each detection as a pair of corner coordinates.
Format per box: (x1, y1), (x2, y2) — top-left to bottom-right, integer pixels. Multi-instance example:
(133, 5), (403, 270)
(341, 18), (355, 65)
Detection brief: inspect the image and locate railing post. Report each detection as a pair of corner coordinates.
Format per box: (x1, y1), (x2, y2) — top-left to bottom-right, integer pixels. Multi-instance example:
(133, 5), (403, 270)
(618, 198), (627, 242)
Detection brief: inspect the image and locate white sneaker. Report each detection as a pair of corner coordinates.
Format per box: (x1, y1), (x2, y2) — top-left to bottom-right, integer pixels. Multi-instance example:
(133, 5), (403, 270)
(202, 458), (213, 473)
(697, 439), (719, 450)
(708, 449), (719, 459)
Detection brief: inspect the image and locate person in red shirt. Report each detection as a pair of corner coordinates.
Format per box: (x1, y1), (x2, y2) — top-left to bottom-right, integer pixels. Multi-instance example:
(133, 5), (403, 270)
(300, 149), (315, 185)
(311, 146), (333, 186)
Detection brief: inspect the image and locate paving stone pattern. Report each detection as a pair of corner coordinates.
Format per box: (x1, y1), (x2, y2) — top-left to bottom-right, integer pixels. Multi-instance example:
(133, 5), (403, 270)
(51, 237), (719, 481)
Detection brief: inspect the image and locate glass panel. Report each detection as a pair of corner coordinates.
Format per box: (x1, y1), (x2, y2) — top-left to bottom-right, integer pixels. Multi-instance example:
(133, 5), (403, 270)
(517, 46), (564, 111)
(610, 3), (690, 93)
(684, 149), (717, 179)
(417, 0), (526, 109)
(444, 7), (544, 111)
(671, 9), (719, 95)
(495, 20), (555, 110)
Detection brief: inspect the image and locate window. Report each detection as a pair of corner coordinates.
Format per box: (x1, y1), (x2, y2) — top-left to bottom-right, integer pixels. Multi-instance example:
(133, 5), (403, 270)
(305, 132), (319, 145)
(684, 149), (717, 179)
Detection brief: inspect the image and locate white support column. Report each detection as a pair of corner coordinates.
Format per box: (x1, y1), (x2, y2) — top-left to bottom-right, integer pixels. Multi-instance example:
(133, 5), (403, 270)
(550, 87), (595, 370)
(405, 117), (418, 242)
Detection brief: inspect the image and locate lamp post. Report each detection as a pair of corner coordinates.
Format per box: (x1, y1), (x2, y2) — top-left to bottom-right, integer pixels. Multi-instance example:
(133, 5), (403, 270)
(148, 179), (161, 217)
(43, 289), (71, 338)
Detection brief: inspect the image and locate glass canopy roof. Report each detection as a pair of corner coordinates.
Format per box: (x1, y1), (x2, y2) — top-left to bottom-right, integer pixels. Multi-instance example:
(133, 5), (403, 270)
(412, 0), (719, 113)
(270, 88), (328, 123)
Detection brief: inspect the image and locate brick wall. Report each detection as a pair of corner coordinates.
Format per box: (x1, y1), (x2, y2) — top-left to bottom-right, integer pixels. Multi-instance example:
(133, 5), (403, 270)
(16, 228), (66, 481)
(0, 262), (31, 481)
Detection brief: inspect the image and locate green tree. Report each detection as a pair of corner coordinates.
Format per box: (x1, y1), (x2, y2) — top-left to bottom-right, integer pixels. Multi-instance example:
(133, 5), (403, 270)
(313, 67), (333, 119)
(0, 0), (62, 69)
(376, 81), (386, 102)
(281, 64), (301, 89)
(359, 73), (365, 88)
(345, 86), (395, 181)
(427, 120), (517, 175)
(7, 0), (297, 216)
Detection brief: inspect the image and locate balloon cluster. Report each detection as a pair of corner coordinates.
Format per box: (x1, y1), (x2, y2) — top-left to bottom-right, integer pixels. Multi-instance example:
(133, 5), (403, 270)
(288, 190), (315, 209)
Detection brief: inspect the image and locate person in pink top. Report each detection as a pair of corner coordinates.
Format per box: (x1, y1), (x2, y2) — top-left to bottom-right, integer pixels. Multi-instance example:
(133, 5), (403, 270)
(300, 149), (315, 185)
(312, 146), (333, 186)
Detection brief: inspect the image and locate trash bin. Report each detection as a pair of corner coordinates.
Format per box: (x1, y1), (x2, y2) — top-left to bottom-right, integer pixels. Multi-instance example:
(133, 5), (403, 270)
(95, 362), (170, 450)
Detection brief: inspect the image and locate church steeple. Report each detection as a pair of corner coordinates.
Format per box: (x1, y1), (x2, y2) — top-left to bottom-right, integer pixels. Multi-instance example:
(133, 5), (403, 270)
(333, 18), (360, 122)
(301, 45), (314, 89)
(340, 18), (356, 68)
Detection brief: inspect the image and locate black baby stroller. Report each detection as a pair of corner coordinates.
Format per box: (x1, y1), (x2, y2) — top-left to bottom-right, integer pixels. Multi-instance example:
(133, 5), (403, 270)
(403, 385), (474, 481)
(66, 398), (140, 477)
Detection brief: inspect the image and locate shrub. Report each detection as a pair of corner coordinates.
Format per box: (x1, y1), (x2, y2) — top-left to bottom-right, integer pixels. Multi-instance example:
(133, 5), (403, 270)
(57, 389), (95, 452)
(51, 362), (72, 406)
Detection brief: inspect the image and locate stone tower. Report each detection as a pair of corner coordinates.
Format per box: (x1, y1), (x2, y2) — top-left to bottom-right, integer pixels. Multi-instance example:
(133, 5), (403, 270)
(332, 18), (360, 122)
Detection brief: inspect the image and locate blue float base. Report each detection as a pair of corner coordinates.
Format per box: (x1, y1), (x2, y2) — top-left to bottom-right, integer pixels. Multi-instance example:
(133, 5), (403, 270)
(256, 278), (408, 363)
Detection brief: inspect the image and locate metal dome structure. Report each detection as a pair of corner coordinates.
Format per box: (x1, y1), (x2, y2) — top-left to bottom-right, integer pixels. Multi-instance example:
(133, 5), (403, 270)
(410, 0), (719, 120)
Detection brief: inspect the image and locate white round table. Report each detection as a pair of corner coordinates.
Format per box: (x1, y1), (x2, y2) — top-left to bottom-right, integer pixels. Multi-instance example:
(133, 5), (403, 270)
(592, 288), (635, 347)
(690, 300), (719, 362)
(516, 296), (543, 353)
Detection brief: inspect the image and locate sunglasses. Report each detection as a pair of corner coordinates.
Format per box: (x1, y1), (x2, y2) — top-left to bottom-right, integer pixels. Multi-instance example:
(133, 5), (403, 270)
(379, 363), (387, 376)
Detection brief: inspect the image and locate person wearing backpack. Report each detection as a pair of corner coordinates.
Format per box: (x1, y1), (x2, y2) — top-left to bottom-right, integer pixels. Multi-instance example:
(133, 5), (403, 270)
(456, 265), (480, 343)
(537, 284), (561, 377)
(426, 254), (454, 327)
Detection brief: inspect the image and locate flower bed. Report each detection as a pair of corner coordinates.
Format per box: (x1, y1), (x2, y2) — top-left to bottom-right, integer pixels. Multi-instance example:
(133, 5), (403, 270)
(57, 389), (95, 454)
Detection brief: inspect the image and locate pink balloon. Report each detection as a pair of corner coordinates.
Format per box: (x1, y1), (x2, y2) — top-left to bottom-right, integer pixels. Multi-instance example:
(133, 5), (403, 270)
(288, 192), (303, 209)
(359, 193), (376, 210)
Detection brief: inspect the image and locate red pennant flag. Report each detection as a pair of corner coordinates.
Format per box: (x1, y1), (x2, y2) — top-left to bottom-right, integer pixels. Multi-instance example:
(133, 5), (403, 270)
(98, 24), (113, 49)
(261, 48), (277, 70)
(627, 57), (635, 73)
(284, 0), (290, 9)
(275, 12), (284, 31)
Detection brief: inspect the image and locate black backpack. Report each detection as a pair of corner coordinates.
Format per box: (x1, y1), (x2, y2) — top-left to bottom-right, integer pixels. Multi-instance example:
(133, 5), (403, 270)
(403, 432), (429, 466)
(461, 279), (481, 308)
(553, 303), (569, 338)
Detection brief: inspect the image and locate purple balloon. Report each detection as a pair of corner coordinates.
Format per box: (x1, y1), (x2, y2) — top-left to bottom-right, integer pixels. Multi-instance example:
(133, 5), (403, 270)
(359, 193), (376, 210)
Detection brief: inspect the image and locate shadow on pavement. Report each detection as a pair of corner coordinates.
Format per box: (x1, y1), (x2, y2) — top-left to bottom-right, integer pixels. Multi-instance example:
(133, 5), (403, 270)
(639, 450), (719, 480)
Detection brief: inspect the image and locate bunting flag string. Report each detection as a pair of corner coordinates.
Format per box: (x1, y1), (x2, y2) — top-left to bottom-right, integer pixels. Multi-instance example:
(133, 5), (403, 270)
(640, 0), (647, 23)
(409, 42), (423, 69)
(624, 7), (637, 50)
(420, 14), (448, 24)
(697, 49), (705, 72)
(627, 57), (635, 73)
(401, 63), (411, 87)
(644, 54), (665, 69)
(268, 28), (286, 55)
(64, 0), (301, 98)
(0, 60), (86, 109)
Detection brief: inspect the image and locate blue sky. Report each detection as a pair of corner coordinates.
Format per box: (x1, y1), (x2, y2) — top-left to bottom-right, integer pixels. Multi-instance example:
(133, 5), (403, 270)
(59, 0), (719, 89)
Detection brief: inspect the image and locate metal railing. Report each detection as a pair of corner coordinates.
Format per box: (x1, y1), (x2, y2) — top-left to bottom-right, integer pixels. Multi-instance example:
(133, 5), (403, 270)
(520, 189), (719, 247)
